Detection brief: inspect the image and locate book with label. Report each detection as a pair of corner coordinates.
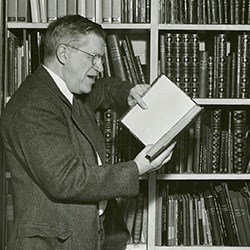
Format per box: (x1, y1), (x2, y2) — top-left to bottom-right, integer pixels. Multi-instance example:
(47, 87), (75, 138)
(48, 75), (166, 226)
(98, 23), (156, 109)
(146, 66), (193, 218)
(121, 74), (203, 160)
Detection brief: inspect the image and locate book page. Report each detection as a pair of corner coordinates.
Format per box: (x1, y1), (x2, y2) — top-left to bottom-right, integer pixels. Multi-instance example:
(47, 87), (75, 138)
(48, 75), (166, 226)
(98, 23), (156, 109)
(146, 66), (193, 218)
(121, 75), (197, 145)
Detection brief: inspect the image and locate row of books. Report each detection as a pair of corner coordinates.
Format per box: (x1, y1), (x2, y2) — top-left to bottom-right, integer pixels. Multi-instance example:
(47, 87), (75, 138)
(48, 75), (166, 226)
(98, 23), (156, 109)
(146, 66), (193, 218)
(156, 181), (250, 246)
(160, 32), (250, 98)
(7, 0), (150, 24)
(118, 188), (148, 244)
(158, 109), (250, 174)
(6, 30), (44, 97)
(159, 0), (250, 24)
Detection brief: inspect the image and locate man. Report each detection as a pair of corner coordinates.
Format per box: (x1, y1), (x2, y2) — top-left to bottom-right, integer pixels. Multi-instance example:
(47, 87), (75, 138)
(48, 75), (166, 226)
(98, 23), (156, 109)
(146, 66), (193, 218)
(1, 15), (175, 249)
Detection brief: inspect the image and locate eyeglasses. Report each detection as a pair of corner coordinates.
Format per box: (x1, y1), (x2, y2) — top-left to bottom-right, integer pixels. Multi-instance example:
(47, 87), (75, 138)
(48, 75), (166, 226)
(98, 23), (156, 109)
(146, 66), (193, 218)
(65, 45), (103, 65)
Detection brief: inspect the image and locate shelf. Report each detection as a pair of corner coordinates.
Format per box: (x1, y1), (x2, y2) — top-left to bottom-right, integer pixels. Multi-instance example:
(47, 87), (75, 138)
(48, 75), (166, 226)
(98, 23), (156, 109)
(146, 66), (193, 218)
(157, 173), (250, 180)
(126, 244), (146, 250)
(193, 98), (250, 106)
(155, 247), (250, 250)
(7, 22), (151, 30)
(159, 24), (250, 31)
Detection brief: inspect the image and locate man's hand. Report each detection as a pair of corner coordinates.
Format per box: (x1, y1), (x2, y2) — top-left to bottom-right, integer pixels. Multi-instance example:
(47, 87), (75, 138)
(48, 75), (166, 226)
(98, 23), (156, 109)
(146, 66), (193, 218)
(134, 142), (176, 176)
(127, 84), (150, 109)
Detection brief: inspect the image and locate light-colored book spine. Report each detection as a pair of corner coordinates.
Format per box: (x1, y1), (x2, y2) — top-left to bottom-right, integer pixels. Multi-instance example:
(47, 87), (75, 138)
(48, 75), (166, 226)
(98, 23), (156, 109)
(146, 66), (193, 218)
(17, 0), (28, 22)
(102, 0), (112, 23)
(78, 0), (86, 17)
(95, 0), (102, 23)
(57, 0), (67, 17)
(112, 0), (121, 23)
(8, 0), (17, 22)
(29, 0), (41, 23)
(47, 0), (57, 22)
(39, 0), (47, 23)
(86, 0), (96, 22)
(67, 0), (77, 15)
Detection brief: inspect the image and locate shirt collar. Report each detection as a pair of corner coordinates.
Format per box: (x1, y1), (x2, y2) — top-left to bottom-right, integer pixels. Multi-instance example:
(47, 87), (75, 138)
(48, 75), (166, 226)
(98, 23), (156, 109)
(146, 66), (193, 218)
(43, 65), (73, 105)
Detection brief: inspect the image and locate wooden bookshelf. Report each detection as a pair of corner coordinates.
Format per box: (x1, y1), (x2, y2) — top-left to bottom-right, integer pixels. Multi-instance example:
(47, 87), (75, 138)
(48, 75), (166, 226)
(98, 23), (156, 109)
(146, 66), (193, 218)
(2, 0), (250, 250)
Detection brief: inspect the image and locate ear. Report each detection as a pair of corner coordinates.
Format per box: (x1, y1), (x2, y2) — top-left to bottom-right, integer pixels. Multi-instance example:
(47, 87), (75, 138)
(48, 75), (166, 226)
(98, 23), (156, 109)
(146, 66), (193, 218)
(56, 44), (68, 65)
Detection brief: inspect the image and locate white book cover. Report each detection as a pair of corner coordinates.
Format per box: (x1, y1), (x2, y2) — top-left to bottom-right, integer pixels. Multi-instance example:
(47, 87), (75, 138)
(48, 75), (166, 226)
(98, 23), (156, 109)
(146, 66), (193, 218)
(121, 74), (203, 159)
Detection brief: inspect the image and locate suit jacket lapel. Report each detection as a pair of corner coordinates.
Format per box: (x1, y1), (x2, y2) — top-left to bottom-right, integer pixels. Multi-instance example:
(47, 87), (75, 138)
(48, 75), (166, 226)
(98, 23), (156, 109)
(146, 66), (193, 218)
(34, 65), (104, 162)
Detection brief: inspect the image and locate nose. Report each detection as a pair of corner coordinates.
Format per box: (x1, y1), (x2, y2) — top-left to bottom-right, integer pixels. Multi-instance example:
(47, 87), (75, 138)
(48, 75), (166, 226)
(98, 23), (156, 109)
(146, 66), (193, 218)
(93, 58), (104, 73)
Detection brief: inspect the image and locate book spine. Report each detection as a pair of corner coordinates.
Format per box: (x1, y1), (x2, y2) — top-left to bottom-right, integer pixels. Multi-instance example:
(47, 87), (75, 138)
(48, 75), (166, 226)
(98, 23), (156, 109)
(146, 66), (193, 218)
(217, 34), (227, 98)
(47, 0), (57, 22)
(207, 56), (214, 98)
(102, 0), (112, 23)
(204, 190), (223, 245)
(223, 0), (228, 23)
(211, 109), (222, 173)
(57, 0), (67, 18)
(239, 33), (249, 98)
(95, 0), (102, 23)
(182, 33), (191, 96)
(8, 0), (17, 22)
(17, 0), (29, 22)
(77, 0), (86, 16)
(216, 185), (238, 245)
(190, 34), (199, 98)
(86, 0), (96, 22)
(107, 34), (128, 81)
(233, 110), (247, 174)
(199, 51), (208, 98)
(133, 193), (144, 244)
(174, 33), (182, 88)
(217, 0), (223, 24)
(165, 33), (174, 81)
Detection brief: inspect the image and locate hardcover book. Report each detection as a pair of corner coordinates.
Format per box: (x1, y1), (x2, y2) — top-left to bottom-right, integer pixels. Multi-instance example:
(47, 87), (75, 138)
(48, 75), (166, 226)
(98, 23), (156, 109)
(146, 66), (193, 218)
(120, 74), (203, 160)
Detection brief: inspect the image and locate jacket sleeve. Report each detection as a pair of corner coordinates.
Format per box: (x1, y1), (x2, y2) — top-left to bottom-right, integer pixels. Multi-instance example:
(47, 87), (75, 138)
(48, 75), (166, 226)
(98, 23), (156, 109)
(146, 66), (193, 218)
(86, 77), (134, 112)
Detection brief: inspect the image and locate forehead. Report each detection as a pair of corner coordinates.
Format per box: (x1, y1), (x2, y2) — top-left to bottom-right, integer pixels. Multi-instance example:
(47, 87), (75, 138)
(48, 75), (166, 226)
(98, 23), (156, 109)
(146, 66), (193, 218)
(79, 33), (105, 52)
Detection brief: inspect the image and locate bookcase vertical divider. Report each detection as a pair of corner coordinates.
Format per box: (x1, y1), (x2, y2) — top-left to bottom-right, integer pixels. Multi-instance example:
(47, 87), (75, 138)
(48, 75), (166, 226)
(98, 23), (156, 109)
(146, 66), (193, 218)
(147, 1), (159, 250)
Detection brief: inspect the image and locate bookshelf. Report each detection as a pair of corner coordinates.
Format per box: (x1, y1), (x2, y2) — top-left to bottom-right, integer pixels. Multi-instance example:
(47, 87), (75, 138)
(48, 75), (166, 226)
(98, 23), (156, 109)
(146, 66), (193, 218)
(2, 0), (250, 250)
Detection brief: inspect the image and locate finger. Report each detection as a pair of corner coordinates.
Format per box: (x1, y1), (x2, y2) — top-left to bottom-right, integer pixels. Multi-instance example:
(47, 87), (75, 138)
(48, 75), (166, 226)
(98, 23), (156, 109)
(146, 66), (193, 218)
(151, 141), (176, 165)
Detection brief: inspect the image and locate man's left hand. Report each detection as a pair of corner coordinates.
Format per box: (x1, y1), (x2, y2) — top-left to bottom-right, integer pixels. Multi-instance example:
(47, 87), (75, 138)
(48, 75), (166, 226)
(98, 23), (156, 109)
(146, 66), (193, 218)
(127, 84), (150, 109)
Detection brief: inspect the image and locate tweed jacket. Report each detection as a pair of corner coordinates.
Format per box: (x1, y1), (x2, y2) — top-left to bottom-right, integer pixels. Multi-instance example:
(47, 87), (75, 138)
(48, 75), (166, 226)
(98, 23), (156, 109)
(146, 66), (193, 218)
(1, 65), (140, 250)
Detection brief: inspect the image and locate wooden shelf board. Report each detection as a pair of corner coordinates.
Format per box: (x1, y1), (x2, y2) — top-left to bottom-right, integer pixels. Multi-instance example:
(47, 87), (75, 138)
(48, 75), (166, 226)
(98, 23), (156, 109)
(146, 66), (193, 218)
(155, 247), (250, 250)
(157, 173), (250, 180)
(7, 22), (151, 30)
(194, 98), (250, 106)
(126, 244), (146, 250)
(159, 24), (250, 31)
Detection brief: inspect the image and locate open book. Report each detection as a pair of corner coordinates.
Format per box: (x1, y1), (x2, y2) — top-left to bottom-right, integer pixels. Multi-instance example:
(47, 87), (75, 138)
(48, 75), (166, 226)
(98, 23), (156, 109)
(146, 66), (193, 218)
(121, 75), (203, 160)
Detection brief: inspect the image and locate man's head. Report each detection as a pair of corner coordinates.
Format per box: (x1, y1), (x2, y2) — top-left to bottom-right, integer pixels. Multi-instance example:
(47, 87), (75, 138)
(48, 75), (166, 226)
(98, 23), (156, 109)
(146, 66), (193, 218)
(44, 15), (106, 94)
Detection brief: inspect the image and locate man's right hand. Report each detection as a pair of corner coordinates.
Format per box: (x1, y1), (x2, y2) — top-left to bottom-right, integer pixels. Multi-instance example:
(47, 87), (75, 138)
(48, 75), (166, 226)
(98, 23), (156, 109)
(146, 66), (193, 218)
(133, 142), (176, 176)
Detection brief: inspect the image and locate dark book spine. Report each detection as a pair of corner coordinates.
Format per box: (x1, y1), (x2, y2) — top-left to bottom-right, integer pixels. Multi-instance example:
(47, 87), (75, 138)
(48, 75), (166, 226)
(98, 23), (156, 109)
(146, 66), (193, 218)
(165, 33), (174, 81)
(233, 110), (247, 174)
(230, 0), (235, 23)
(199, 51), (208, 98)
(230, 191), (249, 246)
(235, 0), (240, 24)
(230, 52), (237, 98)
(202, 0), (207, 23)
(217, 34), (227, 98)
(207, 0), (212, 24)
(133, 193), (144, 244)
(207, 56), (214, 98)
(223, 0), (229, 23)
(211, 109), (222, 173)
(241, 0), (247, 23)
(107, 34), (128, 81)
(193, 117), (202, 173)
(211, 0), (219, 23)
(160, 34), (166, 74)
(216, 185), (238, 245)
(182, 33), (191, 96)
(239, 34), (249, 98)
(174, 33), (182, 88)
(218, 0), (224, 24)
(204, 189), (223, 245)
(190, 34), (199, 98)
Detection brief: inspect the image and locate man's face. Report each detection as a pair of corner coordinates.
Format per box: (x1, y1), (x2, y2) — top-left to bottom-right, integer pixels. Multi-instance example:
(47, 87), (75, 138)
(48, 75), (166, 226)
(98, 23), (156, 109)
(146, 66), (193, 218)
(63, 33), (105, 94)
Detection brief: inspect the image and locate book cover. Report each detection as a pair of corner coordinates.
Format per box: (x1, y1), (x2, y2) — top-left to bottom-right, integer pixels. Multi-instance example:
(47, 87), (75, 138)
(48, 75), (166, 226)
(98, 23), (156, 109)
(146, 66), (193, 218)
(121, 74), (203, 160)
